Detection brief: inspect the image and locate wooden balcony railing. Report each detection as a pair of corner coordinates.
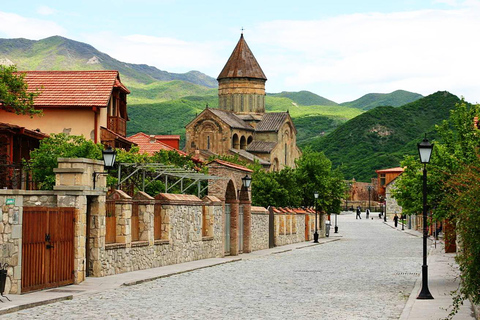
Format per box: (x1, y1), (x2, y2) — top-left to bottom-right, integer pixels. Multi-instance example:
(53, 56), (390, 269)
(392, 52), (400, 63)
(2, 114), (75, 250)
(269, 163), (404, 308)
(107, 116), (126, 137)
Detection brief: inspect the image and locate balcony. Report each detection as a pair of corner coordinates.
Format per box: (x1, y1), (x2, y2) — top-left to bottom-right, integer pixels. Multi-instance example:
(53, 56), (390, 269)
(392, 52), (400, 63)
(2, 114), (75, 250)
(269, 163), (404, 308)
(108, 116), (126, 137)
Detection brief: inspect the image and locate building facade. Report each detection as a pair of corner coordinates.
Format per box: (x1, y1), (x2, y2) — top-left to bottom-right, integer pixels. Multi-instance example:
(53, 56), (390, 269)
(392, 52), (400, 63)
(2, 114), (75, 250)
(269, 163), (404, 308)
(185, 34), (301, 171)
(0, 70), (133, 150)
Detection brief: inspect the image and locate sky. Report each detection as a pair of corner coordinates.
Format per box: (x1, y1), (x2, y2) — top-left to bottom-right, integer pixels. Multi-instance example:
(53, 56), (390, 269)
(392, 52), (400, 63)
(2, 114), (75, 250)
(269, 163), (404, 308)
(1, 0), (480, 103)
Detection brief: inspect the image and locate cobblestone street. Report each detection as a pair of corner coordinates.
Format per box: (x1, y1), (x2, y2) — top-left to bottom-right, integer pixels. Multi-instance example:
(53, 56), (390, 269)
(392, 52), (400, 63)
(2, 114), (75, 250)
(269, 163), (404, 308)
(3, 213), (423, 320)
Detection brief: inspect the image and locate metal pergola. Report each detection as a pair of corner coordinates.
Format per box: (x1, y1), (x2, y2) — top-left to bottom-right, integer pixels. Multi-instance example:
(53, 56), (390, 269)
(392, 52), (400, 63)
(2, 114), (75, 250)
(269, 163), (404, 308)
(117, 163), (224, 197)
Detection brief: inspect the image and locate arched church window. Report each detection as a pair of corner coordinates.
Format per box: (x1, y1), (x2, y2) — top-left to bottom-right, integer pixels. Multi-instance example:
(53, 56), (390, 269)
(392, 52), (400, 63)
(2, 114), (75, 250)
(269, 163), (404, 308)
(240, 136), (247, 150)
(247, 136), (253, 145)
(232, 134), (239, 149)
(285, 143), (288, 166)
(207, 136), (210, 150)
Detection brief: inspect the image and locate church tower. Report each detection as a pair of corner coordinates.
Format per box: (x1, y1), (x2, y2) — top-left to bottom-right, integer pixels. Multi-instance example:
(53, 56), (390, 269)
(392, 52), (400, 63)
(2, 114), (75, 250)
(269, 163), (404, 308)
(217, 34), (267, 115)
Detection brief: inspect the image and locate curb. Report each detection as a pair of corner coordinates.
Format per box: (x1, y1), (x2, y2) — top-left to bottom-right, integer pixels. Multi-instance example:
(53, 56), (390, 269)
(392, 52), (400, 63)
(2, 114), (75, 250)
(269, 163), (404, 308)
(0, 295), (73, 316)
(122, 259), (242, 286)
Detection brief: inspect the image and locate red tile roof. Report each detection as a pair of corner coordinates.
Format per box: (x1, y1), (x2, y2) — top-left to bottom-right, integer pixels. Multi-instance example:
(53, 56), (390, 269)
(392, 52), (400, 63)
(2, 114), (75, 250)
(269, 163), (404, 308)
(375, 167), (404, 174)
(20, 70), (130, 108)
(127, 132), (187, 157)
(0, 122), (48, 139)
(208, 159), (253, 173)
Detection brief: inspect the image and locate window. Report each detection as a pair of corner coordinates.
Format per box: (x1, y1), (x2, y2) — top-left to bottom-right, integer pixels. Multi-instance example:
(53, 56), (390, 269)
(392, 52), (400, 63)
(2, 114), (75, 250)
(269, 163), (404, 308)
(207, 136), (210, 150)
(380, 174), (386, 187)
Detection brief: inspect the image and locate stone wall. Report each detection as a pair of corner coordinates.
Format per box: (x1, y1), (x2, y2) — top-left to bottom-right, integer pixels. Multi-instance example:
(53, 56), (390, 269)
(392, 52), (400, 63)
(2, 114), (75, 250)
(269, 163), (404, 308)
(92, 193), (224, 277)
(274, 213), (307, 246)
(0, 192), (24, 294)
(0, 190), (91, 294)
(251, 206), (269, 251)
(385, 178), (402, 219)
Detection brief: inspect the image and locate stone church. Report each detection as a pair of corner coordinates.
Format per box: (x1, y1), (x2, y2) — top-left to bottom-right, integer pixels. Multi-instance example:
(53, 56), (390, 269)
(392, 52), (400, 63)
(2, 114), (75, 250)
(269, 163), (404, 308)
(185, 34), (301, 171)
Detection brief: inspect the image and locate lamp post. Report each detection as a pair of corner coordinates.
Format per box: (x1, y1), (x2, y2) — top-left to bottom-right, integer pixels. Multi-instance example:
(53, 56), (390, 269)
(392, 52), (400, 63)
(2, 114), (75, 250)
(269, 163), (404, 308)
(241, 174), (252, 189)
(314, 191), (319, 243)
(381, 195), (386, 222)
(93, 146), (117, 189)
(417, 135), (434, 300)
(334, 211), (338, 233)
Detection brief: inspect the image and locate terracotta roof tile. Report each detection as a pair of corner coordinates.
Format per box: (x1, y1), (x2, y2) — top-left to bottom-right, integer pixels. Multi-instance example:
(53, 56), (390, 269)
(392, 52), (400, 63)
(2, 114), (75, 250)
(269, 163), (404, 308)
(217, 34), (267, 81)
(19, 70), (129, 108)
(208, 159), (253, 173)
(375, 167), (404, 174)
(127, 132), (187, 157)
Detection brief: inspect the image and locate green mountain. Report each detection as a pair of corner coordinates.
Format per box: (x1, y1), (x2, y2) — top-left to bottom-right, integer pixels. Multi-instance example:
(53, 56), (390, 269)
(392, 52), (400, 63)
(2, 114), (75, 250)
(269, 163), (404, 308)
(340, 90), (423, 110)
(0, 36), (217, 88)
(128, 94), (361, 148)
(268, 90), (338, 106)
(305, 91), (461, 181)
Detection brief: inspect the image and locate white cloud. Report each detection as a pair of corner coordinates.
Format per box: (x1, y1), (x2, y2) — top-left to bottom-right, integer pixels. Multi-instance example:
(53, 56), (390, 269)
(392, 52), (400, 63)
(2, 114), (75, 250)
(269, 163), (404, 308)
(0, 11), (66, 39)
(37, 5), (57, 15)
(82, 32), (225, 75)
(247, 3), (480, 102)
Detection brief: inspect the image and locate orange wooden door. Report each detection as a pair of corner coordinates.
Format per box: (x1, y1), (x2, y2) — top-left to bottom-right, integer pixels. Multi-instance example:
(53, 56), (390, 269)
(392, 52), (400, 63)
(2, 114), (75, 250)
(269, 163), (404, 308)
(22, 207), (75, 293)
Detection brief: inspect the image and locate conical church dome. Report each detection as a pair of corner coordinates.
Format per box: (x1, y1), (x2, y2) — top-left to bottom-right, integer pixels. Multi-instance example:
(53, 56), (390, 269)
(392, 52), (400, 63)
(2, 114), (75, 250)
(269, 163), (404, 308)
(217, 34), (266, 115)
(217, 34), (267, 80)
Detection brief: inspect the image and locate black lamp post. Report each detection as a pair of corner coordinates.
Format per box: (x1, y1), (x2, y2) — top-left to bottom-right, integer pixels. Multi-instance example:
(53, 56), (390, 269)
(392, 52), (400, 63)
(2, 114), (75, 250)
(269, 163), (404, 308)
(417, 135), (434, 300)
(314, 191), (319, 243)
(381, 195), (386, 222)
(241, 174), (252, 189)
(93, 146), (117, 189)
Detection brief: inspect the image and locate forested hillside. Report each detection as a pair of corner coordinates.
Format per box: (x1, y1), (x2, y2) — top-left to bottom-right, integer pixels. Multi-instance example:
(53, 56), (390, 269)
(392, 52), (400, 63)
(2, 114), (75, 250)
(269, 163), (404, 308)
(340, 90), (423, 110)
(306, 91), (461, 181)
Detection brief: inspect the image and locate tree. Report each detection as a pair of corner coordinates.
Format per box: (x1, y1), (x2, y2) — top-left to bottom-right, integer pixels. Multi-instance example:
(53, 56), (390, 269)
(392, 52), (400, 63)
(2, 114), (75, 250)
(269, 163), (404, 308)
(392, 99), (480, 317)
(0, 65), (41, 116)
(27, 134), (102, 190)
(295, 148), (333, 209)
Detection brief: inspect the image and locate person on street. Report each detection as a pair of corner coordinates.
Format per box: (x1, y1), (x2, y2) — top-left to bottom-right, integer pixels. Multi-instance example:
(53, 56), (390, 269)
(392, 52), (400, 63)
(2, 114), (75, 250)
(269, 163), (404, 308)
(356, 206), (361, 219)
(393, 213), (399, 228)
(366, 208), (370, 219)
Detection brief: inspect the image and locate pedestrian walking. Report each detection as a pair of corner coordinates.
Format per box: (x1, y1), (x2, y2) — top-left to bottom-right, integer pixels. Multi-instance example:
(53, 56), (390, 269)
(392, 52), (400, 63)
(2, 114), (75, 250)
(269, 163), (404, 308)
(393, 213), (399, 228)
(356, 206), (361, 219)
(366, 208), (370, 219)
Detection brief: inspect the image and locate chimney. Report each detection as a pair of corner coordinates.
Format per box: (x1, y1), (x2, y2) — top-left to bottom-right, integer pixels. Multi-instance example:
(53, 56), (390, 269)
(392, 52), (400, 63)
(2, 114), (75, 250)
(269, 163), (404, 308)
(149, 135), (156, 143)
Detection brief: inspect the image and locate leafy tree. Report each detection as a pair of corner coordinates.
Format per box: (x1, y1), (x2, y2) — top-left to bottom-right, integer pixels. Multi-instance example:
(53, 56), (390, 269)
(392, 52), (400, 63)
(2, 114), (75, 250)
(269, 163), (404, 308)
(392, 99), (480, 317)
(295, 148), (333, 210)
(27, 134), (102, 190)
(0, 65), (41, 116)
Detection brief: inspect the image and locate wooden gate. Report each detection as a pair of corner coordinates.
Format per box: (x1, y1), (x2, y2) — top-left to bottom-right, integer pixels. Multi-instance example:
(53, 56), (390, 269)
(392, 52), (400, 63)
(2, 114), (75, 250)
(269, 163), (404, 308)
(22, 207), (75, 293)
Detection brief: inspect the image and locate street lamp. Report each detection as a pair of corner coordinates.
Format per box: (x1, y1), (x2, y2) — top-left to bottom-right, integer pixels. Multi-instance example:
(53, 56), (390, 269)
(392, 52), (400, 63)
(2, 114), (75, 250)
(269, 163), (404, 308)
(417, 135), (434, 300)
(93, 146), (117, 189)
(380, 195), (386, 222)
(314, 191), (319, 243)
(241, 174), (252, 189)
